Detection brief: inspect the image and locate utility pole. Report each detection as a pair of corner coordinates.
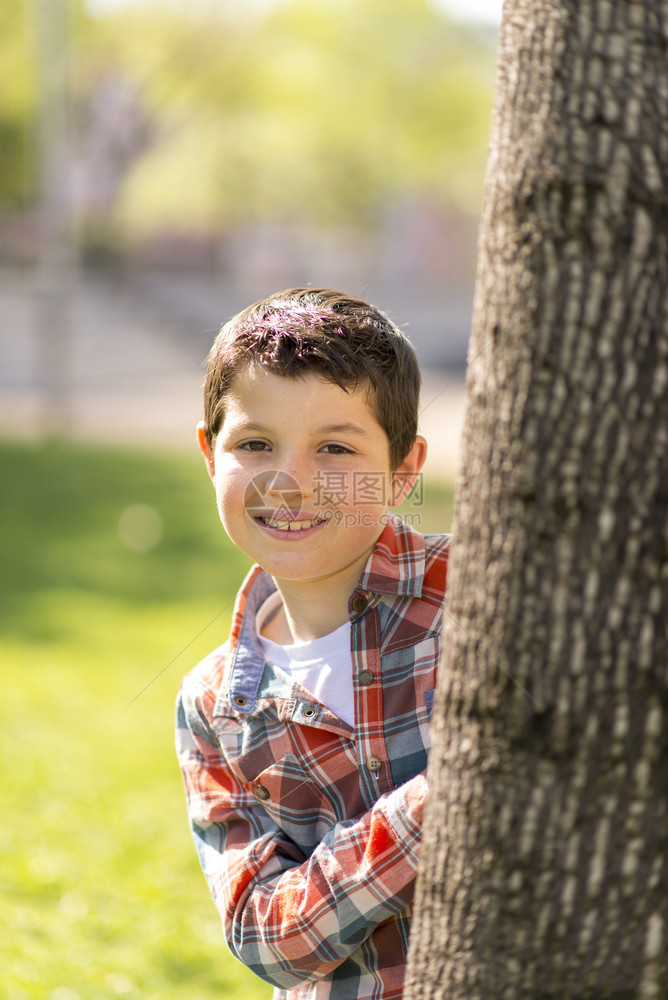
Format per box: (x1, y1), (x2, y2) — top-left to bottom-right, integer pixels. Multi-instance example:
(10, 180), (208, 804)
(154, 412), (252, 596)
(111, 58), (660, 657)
(34, 0), (74, 436)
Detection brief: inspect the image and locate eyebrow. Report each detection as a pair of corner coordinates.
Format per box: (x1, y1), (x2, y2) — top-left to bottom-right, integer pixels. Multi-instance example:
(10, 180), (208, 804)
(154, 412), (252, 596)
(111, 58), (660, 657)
(229, 421), (271, 433)
(317, 423), (370, 437)
(227, 421), (370, 437)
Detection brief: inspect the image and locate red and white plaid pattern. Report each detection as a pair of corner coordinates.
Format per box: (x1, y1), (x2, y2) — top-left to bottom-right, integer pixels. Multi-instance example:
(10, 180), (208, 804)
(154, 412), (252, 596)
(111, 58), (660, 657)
(176, 518), (451, 998)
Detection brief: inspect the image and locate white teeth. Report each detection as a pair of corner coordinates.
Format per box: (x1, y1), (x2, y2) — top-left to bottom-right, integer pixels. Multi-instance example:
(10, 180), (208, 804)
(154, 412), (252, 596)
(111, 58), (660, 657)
(263, 517), (321, 531)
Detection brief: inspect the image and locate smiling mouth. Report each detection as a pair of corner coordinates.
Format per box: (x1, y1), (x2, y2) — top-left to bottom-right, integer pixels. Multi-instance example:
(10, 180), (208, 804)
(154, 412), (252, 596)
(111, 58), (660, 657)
(258, 516), (327, 532)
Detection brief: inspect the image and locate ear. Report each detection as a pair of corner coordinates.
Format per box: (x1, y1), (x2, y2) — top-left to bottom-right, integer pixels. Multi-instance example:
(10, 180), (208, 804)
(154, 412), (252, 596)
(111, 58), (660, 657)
(388, 435), (427, 507)
(197, 422), (216, 482)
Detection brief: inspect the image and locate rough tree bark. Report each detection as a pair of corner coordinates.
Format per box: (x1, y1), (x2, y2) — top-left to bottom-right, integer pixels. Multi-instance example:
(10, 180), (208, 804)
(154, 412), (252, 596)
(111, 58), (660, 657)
(406, 1), (668, 997)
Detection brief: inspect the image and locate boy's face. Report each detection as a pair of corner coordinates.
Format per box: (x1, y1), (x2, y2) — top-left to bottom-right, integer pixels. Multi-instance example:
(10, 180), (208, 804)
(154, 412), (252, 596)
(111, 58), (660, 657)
(198, 364), (425, 596)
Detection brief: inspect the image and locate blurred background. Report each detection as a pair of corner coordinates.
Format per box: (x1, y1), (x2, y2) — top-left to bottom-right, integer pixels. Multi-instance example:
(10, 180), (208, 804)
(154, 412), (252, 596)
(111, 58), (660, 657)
(1, 0), (499, 996)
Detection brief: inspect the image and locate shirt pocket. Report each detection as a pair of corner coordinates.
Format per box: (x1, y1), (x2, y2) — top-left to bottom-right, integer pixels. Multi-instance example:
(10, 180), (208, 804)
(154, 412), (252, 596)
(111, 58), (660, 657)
(246, 752), (340, 853)
(219, 715), (365, 852)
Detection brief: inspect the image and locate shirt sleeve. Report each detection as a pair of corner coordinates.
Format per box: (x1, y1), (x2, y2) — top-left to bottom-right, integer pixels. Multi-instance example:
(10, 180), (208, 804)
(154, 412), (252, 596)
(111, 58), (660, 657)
(175, 683), (427, 991)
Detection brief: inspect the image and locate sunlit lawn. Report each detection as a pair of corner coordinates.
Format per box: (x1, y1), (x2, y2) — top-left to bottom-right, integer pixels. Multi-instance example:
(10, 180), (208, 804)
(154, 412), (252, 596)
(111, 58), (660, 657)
(1, 440), (453, 1000)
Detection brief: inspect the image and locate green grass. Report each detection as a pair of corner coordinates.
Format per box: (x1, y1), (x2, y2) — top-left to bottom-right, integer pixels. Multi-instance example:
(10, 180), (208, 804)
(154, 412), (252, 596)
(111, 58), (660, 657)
(0, 440), (453, 999)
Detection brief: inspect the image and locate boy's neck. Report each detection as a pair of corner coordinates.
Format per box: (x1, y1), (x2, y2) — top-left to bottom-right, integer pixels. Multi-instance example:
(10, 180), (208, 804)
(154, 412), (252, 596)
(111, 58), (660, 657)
(264, 572), (363, 644)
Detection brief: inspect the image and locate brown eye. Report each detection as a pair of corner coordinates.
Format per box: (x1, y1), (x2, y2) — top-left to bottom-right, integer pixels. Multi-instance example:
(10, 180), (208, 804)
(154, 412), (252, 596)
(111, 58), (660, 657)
(322, 444), (352, 455)
(241, 440), (270, 452)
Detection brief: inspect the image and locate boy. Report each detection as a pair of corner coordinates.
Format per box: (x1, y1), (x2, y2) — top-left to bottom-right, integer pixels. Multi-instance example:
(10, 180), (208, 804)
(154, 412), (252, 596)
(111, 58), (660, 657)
(175, 288), (451, 999)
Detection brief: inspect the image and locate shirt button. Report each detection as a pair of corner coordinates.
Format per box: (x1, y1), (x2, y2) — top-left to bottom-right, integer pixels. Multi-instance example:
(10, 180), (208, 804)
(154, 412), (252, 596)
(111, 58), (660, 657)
(366, 756), (382, 773)
(359, 669), (374, 686)
(256, 784), (270, 801)
(351, 594), (367, 614)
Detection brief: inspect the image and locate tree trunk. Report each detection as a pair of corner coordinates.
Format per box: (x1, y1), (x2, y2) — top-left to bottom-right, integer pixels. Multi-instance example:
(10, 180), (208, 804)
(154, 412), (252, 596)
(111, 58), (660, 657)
(406, 1), (668, 997)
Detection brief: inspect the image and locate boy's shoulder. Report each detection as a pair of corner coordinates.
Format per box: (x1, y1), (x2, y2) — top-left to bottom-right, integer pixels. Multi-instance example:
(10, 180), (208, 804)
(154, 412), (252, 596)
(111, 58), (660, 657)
(360, 518), (451, 604)
(422, 530), (452, 560)
(422, 530), (452, 598)
(177, 639), (230, 716)
(176, 563), (273, 716)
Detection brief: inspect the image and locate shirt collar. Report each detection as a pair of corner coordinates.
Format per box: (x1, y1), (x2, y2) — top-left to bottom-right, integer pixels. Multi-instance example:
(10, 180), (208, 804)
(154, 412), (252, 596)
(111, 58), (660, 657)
(356, 515), (426, 599)
(219, 516), (425, 716)
(218, 565), (277, 717)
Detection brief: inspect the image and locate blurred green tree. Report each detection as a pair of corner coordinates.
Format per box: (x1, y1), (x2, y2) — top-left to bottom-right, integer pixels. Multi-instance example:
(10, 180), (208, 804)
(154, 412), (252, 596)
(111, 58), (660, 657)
(2, 0), (495, 236)
(77, 0), (496, 233)
(0, 0), (36, 209)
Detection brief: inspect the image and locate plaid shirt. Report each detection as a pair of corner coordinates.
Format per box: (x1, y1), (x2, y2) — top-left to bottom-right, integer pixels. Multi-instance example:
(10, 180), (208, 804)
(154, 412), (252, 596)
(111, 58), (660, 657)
(175, 518), (451, 999)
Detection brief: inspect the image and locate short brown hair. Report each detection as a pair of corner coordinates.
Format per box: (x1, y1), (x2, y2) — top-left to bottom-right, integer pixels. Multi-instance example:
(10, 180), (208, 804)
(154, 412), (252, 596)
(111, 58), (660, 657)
(202, 288), (421, 469)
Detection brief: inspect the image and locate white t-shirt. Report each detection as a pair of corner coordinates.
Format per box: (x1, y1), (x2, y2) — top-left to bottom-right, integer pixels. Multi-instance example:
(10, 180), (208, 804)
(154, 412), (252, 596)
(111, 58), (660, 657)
(256, 592), (355, 726)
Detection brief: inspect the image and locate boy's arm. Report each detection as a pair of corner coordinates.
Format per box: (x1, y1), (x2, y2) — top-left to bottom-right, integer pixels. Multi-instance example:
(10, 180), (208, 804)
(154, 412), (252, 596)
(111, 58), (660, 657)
(176, 685), (426, 991)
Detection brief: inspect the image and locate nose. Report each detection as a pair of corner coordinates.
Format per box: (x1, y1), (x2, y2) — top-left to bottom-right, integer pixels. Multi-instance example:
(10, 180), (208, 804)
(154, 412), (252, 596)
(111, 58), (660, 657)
(264, 456), (314, 500)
